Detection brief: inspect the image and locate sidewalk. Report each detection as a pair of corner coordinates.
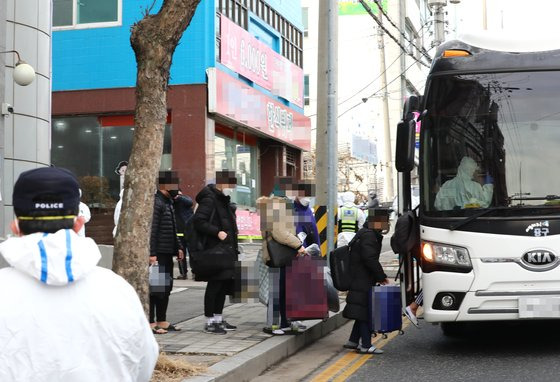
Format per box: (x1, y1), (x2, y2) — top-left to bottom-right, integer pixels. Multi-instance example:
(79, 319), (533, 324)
(157, 241), (400, 382)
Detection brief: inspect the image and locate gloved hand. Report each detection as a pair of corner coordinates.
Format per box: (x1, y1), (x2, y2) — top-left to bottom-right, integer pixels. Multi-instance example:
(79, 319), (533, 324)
(484, 174), (494, 184)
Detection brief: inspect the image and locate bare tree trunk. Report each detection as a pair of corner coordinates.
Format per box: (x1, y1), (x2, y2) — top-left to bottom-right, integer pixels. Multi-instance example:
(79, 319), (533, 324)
(112, 0), (201, 313)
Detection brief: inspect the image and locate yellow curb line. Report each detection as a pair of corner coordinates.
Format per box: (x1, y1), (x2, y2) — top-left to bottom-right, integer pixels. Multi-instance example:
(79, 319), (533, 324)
(311, 320), (410, 382)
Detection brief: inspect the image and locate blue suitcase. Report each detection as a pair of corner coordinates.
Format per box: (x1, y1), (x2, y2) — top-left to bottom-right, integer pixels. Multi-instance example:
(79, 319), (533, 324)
(368, 285), (403, 337)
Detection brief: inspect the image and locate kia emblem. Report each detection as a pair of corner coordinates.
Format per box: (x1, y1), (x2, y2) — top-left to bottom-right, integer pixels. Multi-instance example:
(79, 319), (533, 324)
(522, 250), (556, 266)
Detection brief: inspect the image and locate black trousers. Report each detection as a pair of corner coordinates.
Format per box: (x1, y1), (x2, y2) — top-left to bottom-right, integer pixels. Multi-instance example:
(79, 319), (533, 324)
(204, 280), (232, 317)
(149, 254), (174, 323)
(349, 320), (371, 348)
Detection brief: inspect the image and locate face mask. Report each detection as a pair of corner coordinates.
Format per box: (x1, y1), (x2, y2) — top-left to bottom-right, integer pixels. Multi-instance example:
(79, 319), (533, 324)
(168, 190), (179, 198)
(299, 197), (311, 207)
(222, 188), (234, 196)
(286, 195), (296, 201)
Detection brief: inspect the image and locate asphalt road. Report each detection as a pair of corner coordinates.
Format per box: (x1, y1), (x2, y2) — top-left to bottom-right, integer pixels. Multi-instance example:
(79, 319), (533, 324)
(345, 319), (560, 382)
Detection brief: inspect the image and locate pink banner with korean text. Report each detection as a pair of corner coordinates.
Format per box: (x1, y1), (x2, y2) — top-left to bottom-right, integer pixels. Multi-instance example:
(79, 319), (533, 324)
(209, 68), (311, 151)
(236, 209), (261, 238)
(220, 14), (304, 108)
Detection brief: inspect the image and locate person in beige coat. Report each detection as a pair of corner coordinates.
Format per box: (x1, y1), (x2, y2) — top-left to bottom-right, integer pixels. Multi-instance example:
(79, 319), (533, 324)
(258, 194), (305, 335)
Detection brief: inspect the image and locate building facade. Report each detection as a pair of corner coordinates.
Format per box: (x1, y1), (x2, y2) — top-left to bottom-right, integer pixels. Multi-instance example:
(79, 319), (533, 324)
(51, 0), (310, 242)
(1, 0), (52, 237)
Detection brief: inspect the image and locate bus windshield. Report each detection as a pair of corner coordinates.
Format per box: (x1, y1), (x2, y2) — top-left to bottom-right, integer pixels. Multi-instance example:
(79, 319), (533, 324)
(422, 71), (560, 217)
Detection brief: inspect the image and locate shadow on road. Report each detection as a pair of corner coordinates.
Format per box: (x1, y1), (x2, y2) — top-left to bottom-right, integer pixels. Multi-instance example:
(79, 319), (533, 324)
(437, 320), (560, 354)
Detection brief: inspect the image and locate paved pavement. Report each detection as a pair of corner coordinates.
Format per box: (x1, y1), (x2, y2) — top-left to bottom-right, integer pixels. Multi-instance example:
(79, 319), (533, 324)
(159, 237), (400, 381)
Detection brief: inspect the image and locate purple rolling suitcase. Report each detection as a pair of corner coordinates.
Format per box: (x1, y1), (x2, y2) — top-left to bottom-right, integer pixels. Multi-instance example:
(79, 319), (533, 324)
(368, 285), (403, 337)
(286, 256), (329, 320)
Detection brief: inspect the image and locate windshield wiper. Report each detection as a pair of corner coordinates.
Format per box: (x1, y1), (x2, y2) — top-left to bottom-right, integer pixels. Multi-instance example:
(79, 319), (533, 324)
(450, 207), (510, 231)
(509, 194), (560, 201)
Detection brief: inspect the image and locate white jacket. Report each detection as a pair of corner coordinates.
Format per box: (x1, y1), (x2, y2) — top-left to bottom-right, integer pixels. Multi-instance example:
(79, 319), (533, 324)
(0, 229), (158, 382)
(337, 192), (366, 247)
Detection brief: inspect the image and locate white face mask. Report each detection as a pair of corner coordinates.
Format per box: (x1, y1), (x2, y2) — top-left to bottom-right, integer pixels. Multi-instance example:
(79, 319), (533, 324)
(222, 188), (234, 196)
(299, 197), (311, 207)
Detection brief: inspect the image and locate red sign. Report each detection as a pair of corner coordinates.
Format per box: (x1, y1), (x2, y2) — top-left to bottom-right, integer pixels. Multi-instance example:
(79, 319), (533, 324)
(236, 210), (261, 237)
(220, 15), (304, 108)
(211, 68), (311, 151)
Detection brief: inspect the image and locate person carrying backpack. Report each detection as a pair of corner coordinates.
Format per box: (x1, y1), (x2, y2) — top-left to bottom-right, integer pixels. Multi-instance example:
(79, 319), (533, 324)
(342, 208), (390, 354)
(193, 171), (239, 335)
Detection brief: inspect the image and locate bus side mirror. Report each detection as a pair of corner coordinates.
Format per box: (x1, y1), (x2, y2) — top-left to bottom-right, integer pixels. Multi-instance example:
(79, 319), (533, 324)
(402, 95), (420, 120)
(395, 120), (416, 172)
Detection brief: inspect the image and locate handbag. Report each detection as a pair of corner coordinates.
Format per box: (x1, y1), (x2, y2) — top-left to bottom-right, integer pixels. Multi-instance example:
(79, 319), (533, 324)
(190, 242), (236, 277)
(266, 232), (297, 268)
(190, 208), (236, 278)
(148, 263), (171, 294)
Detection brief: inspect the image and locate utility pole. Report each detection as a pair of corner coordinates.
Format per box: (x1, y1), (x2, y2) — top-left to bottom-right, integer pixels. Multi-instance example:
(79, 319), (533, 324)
(315, 0), (338, 256)
(377, 20), (394, 202)
(482, 0), (488, 30)
(428, 0), (447, 47)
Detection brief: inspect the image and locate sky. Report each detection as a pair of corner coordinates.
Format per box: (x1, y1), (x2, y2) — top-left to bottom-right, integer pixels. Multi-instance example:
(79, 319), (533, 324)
(447, 0), (560, 38)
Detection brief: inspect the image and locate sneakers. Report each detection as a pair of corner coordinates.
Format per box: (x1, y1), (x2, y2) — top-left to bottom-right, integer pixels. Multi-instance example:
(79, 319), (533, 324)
(220, 320), (237, 331)
(204, 322), (226, 335)
(292, 321), (307, 331)
(404, 306), (419, 328)
(357, 345), (384, 354)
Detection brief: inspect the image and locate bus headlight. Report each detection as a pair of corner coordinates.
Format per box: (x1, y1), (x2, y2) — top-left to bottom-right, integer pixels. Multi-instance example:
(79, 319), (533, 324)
(422, 241), (471, 268)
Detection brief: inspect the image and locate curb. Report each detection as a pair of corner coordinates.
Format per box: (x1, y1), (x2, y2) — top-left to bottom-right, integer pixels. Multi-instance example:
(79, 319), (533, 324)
(183, 304), (348, 382)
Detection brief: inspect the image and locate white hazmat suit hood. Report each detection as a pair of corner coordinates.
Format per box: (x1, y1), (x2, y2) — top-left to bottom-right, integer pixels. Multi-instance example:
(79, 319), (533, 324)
(0, 229), (100, 285)
(434, 156), (494, 210)
(0, 229), (158, 382)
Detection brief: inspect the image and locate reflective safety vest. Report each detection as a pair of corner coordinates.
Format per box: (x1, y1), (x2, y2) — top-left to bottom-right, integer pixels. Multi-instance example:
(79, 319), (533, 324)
(340, 206), (359, 232)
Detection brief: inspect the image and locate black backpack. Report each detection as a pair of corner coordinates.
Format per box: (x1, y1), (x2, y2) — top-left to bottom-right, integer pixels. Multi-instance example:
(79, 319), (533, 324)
(184, 208), (215, 254)
(329, 233), (360, 292)
(390, 209), (419, 256)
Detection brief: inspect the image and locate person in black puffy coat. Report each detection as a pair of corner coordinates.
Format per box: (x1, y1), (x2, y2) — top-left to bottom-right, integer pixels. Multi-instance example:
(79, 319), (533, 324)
(149, 171), (184, 334)
(193, 171), (239, 335)
(342, 208), (390, 354)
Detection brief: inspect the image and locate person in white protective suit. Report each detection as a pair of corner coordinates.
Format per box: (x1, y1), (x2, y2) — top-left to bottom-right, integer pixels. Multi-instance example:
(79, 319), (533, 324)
(434, 156), (494, 210)
(0, 167), (158, 382)
(77, 188), (91, 237)
(113, 188), (125, 237)
(337, 191), (366, 247)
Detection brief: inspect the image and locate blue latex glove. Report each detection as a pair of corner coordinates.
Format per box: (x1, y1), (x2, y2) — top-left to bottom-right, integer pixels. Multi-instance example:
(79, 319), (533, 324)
(484, 174), (494, 184)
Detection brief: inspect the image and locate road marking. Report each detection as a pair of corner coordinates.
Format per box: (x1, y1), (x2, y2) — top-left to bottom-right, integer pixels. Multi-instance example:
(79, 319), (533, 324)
(311, 320), (410, 382)
(170, 287), (188, 294)
(311, 352), (360, 382)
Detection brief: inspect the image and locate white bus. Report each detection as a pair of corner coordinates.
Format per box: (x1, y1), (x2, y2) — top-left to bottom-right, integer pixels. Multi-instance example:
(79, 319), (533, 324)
(395, 35), (560, 334)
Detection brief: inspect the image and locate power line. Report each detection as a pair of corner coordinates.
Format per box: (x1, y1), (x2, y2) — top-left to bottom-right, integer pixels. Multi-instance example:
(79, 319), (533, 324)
(337, 49), (434, 119)
(306, 21), (433, 120)
(358, 0), (430, 69)
(372, 0), (432, 63)
(336, 20), (432, 106)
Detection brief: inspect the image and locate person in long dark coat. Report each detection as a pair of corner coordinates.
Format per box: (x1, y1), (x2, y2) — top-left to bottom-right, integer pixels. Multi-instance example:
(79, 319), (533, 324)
(149, 172), (184, 334)
(193, 171), (239, 335)
(342, 208), (390, 354)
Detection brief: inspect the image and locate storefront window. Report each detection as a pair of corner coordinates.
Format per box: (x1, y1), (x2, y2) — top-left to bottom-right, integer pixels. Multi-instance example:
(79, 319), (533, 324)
(215, 132), (258, 207)
(52, 116), (171, 207)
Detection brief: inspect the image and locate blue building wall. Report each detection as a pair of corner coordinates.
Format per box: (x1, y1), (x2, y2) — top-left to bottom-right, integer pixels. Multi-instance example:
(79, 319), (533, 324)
(53, 0), (303, 113)
(265, 0), (303, 28)
(53, 0), (215, 91)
